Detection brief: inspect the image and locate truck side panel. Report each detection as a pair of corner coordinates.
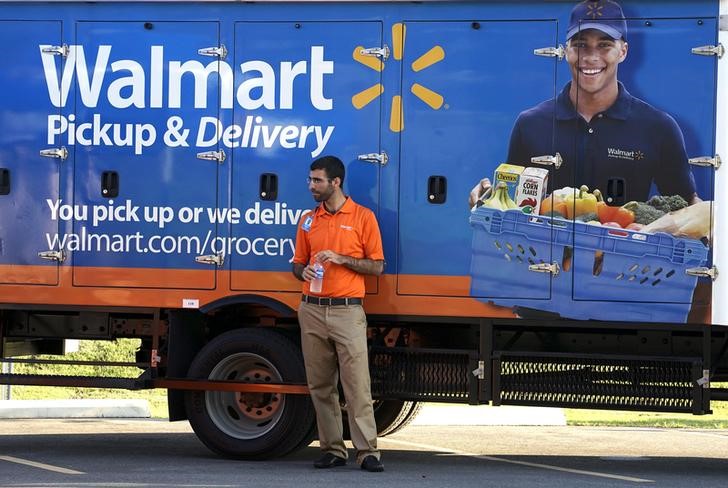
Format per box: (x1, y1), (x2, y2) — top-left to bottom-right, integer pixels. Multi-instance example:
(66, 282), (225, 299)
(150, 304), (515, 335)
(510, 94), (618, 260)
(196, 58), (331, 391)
(0, 0), (720, 325)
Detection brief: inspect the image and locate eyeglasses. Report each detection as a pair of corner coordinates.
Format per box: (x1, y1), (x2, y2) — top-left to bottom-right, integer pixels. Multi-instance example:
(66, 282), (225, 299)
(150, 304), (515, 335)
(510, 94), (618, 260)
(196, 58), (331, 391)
(306, 176), (332, 185)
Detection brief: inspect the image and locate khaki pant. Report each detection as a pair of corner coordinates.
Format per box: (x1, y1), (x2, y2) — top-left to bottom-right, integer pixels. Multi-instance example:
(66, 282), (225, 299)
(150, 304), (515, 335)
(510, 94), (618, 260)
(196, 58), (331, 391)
(298, 301), (379, 463)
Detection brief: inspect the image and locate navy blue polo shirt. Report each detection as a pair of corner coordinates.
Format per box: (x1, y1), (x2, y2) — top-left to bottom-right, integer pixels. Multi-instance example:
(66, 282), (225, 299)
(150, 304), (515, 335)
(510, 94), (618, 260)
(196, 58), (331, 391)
(506, 82), (696, 203)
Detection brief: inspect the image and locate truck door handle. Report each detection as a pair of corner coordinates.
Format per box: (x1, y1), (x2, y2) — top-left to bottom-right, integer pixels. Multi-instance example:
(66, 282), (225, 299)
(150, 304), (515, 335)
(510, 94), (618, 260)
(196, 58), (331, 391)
(606, 177), (625, 205)
(0, 168), (9, 195)
(260, 173), (278, 200)
(101, 171), (119, 198)
(427, 175), (447, 204)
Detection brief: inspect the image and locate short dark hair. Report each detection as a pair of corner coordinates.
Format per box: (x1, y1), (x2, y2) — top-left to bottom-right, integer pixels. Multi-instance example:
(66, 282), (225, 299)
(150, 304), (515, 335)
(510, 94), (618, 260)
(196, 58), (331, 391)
(310, 155), (345, 186)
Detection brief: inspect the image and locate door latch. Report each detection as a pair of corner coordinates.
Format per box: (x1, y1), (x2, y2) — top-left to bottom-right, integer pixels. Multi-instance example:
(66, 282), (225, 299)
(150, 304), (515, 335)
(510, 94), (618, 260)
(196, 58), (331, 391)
(534, 45), (565, 60)
(359, 45), (390, 60)
(696, 369), (710, 388)
(40, 147), (68, 161)
(198, 45), (228, 59)
(38, 250), (66, 262)
(357, 152), (388, 166)
(528, 262), (560, 276)
(42, 44), (69, 57)
(688, 155), (721, 169)
(691, 44), (724, 58)
(196, 150), (226, 163)
(471, 360), (485, 380)
(531, 153), (562, 170)
(195, 251), (225, 267)
(686, 266), (718, 281)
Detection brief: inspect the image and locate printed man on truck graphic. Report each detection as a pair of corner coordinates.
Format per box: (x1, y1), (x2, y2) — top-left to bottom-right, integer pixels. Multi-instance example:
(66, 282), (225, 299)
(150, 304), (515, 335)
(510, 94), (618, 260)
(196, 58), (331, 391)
(469, 0), (700, 208)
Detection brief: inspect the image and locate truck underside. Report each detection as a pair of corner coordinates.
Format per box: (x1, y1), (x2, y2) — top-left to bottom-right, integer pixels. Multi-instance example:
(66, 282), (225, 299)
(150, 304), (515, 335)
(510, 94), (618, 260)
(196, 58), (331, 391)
(2, 306), (727, 458)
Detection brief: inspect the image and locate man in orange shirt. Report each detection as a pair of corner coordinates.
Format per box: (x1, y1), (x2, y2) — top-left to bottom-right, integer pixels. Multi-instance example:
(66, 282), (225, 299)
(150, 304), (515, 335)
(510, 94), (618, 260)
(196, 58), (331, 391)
(292, 155), (385, 472)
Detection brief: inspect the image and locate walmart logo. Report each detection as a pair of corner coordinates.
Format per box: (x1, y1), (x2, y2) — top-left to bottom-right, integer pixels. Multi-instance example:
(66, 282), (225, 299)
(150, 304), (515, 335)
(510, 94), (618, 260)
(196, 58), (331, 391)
(351, 23), (445, 132)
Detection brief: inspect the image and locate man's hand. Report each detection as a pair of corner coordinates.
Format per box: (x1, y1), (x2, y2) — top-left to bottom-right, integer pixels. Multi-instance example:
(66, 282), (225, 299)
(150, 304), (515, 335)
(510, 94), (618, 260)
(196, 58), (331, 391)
(315, 250), (347, 265)
(469, 177), (492, 208)
(292, 262), (316, 282)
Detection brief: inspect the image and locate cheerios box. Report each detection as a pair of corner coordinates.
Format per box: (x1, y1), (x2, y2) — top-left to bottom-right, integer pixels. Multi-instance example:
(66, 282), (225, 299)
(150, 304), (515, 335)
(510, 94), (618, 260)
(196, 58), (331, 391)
(493, 163), (524, 201)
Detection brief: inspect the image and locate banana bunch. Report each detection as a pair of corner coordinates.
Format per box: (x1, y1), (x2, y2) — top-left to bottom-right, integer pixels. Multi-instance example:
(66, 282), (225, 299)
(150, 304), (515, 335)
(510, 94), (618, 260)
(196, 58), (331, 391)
(481, 182), (518, 210)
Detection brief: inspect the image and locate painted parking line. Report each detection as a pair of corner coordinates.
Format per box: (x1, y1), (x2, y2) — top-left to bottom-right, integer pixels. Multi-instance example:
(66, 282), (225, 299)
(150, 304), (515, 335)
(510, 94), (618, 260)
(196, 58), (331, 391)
(384, 438), (654, 483)
(0, 455), (85, 475)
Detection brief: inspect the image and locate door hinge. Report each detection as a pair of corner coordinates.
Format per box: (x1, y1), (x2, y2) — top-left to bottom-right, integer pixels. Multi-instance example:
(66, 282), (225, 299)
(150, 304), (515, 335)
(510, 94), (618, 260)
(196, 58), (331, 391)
(42, 44), (69, 57)
(529, 262), (560, 276)
(691, 44), (724, 58)
(198, 45), (228, 59)
(471, 360), (485, 380)
(38, 249), (66, 262)
(531, 152), (563, 170)
(686, 266), (718, 281)
(359, 45), (390, 61)
(195, 251), (224, 267)
(534, 45), (565, 60)
(357, 152), (388, 166)
(196, 150), (226, 163)
(39, 147), (68, 161)
(689, 154), (721, 169)
(696, 369), (710, 388)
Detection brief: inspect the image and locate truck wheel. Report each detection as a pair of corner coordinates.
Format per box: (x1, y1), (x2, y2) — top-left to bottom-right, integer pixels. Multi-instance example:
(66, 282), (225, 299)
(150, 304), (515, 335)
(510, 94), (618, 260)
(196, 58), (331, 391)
(374, 400), (422, 436)
(343, 399), (422, 438)
(184, 328), (315, 459)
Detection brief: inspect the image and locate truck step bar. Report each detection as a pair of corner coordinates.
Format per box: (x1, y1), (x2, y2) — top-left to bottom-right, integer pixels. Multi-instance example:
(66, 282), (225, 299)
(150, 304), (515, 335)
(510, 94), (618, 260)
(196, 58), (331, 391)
(369, 346), (479, 403)
(493, 352), (709, 414)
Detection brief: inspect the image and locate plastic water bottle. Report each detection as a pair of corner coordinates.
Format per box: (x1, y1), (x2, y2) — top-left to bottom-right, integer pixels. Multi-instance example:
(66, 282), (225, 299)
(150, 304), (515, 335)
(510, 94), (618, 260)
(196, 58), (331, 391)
(309, 262), (324, 294)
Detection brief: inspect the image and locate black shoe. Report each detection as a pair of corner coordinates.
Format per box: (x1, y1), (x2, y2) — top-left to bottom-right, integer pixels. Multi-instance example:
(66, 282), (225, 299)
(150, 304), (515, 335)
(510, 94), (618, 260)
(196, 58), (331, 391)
(313, 452), (347, 469)
(360, 455), (384, 472)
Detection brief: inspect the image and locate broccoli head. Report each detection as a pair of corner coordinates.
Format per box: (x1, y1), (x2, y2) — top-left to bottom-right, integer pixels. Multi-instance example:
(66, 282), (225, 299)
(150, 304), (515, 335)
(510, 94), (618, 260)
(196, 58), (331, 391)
(647, 195), (689, 213)
(575, 212), (598, 222)
(622, 201), (666, 225)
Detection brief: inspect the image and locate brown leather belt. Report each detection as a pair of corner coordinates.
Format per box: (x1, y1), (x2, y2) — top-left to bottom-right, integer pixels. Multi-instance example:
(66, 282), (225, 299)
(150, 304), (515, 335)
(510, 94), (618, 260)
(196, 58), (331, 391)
(302, 294), (362, 306)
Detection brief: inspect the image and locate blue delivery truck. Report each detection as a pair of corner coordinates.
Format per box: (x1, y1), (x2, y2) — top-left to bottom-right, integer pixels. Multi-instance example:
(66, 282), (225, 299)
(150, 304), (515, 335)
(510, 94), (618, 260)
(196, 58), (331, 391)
(1, 0), (727, 458)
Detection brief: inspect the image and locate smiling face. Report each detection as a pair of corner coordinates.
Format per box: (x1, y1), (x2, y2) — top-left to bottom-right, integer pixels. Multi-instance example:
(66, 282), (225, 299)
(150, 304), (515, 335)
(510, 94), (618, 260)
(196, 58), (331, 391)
(567, 29), (628, 100)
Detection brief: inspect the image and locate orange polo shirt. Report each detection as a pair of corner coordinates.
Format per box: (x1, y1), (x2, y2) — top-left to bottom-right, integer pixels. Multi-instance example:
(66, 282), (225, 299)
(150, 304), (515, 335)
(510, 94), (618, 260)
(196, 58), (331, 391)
(293, 197), (384, 298)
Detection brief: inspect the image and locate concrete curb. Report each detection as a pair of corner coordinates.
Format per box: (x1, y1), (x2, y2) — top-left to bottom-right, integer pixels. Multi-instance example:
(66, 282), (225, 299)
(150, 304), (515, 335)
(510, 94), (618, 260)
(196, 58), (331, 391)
(0, 399), (150, 419)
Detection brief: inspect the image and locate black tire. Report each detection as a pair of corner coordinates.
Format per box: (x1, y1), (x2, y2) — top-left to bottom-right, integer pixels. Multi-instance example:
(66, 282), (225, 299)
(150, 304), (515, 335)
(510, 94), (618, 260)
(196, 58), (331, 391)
(343, 399), (422, 438)
(374, 400), (422, 436)
(184, 328), (315, 459)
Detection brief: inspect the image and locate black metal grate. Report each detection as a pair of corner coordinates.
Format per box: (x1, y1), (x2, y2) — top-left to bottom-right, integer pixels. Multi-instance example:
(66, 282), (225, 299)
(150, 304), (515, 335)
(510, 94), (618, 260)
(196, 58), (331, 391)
(494, 352), (703, 413)
(369, 347), (472, 402)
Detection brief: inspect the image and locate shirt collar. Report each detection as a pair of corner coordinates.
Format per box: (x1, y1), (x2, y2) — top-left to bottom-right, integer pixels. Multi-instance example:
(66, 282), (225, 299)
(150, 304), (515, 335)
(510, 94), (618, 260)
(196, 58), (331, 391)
(555, 81), (633, 121)
(315, 196), (355, 216)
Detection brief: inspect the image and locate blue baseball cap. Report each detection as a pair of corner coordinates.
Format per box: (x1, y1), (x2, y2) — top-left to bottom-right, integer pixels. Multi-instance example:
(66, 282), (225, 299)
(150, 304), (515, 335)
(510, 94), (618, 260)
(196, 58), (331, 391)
(566, 0), (628, 41)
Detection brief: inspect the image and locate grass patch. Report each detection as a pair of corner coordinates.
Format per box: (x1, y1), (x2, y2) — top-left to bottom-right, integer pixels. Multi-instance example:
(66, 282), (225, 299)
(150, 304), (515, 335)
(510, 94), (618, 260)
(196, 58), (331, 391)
(565, 407), (728, 429)
(565, 394), (728, 428)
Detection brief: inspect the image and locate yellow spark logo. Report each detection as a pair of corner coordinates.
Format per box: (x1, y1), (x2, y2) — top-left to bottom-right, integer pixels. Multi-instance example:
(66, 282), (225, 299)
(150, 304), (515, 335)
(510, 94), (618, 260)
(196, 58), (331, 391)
(586, 2), (604, 20)
(351, 23), (445, 132)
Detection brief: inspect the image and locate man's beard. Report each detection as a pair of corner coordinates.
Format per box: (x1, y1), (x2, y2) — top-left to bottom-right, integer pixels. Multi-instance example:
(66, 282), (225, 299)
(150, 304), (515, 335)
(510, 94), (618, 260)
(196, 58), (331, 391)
(313, 187), (334, 202)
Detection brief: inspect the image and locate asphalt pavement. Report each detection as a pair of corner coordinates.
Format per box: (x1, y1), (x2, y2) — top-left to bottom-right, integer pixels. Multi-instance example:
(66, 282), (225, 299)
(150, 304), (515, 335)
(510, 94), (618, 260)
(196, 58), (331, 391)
(1, 419), (727, 487)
